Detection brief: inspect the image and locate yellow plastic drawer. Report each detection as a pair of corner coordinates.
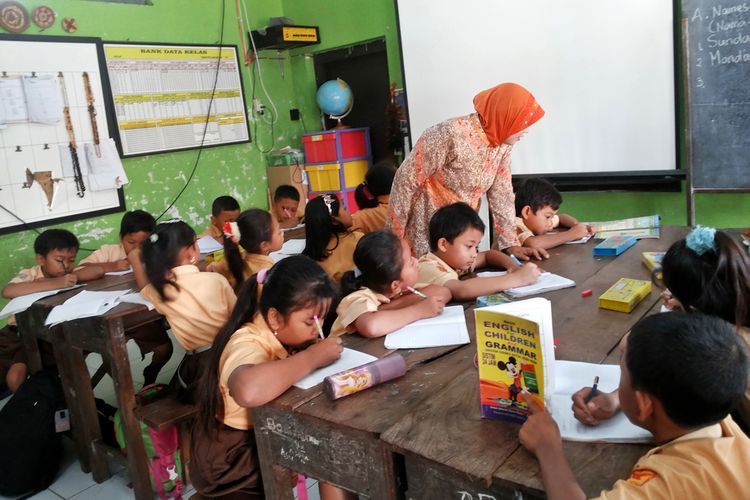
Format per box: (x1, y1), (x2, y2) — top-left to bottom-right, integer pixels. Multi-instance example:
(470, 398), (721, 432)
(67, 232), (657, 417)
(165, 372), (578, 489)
(305, 163), (341, 191)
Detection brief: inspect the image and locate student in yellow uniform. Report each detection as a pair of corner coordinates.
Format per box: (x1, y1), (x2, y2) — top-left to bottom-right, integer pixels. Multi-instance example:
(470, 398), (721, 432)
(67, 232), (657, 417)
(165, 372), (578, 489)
(417, 202), (540, 301)
(350, 161), (396, 234)
(1, 230), (104, 392)
(79, 209), (173, 385)
(514, 178), (591, 250)
(659, 226), (750, 429)
(129, 220), (236, 402)
(302, 194), (362, 282)
(200, 196), (241, 244)
(192, 256), (353, 500)
(331, 231), (451, 337)
(520, 313), (750, 500)
(207, 208), (284, 290)
(272, 185), (303, 229)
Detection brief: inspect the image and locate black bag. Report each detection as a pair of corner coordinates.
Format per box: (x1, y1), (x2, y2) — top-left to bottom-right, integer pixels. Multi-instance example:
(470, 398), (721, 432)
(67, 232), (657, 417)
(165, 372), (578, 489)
(0, 371), (65, 496)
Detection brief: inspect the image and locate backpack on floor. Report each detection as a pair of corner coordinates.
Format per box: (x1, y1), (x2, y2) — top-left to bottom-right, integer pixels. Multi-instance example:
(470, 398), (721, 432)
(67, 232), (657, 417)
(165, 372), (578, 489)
(114, 384), (184, 499)
(0, 371), (65, 497)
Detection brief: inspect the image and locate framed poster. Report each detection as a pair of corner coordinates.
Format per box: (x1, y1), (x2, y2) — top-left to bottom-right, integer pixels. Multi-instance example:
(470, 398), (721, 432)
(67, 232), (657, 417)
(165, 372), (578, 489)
(0, 34), (125, 235)
(102, 42), (251, 157)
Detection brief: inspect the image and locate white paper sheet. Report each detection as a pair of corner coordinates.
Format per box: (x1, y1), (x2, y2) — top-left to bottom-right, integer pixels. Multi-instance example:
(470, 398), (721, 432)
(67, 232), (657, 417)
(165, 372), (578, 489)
(118, 292), (155, 311)
(282, 223), (305, 232)
(475, 271), (575, 298)
(22, 74), (63, 124)
(270, 238), (306, 263)
(197, 236), (223, 254)
(551, 360), (652, 443)
(44, 289), (131, 326)
(384, 305), (469, 349)
(0, 285), (83, 319)
(564, 233), (593, 245)
(293, 348), (377, 390)
(105, 268), (133, 276)
(85, 139), (129, 191)
(0, 78), (27, 123)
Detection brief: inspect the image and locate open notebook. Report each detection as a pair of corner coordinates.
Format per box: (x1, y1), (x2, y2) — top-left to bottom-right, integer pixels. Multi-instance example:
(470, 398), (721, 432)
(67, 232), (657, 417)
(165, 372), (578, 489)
(270, 239), (306, 263)
(197, 235), (223, 254)
(294, 348), (377, 390)
(384, 305), (469, 349)
(550, 360), (652, 443)
(476, 271), (575, 298)
(0, 284), (84, 320)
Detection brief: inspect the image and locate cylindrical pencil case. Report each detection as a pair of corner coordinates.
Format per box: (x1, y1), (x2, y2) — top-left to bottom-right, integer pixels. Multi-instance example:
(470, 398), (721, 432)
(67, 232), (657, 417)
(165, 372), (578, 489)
(323, 354), (407, 400)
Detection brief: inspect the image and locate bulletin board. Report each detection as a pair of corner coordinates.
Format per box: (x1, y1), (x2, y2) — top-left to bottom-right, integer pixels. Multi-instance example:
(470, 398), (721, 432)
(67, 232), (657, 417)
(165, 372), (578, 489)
(0, 35), (125, 236)
(102, 42), (251, 157)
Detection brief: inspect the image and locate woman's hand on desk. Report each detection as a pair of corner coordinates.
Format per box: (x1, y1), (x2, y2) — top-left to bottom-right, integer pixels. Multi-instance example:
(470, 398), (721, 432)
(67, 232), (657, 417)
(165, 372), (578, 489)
(507, 245), (549, 261)
(571, 388), (620, 426)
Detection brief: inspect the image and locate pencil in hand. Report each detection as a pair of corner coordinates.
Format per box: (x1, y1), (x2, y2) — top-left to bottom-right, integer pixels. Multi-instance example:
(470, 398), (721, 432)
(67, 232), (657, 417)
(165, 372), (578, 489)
(313, 315), (325, 340)
(405, 285), (428, 299)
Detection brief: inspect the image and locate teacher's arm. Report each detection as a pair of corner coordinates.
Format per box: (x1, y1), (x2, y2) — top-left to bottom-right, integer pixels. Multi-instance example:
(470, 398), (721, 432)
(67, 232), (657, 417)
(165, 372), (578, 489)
(487, 152), (548, 261)
(388, 126), (452, 240)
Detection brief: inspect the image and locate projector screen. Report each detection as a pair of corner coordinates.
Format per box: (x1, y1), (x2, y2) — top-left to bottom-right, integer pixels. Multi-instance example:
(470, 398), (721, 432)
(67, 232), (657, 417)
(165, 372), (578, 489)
(396, 0), (677, 176)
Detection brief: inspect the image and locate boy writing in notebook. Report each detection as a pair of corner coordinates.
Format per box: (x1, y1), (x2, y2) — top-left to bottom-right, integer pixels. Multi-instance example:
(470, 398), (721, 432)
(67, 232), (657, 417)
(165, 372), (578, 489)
(1, 229), (104, 392)
(514, 178), (591, 250)
(417, 202), (540, 301)
(79, 210), (173, 385)
(519, 312), (750, 499)
(201, 196), (241, 243)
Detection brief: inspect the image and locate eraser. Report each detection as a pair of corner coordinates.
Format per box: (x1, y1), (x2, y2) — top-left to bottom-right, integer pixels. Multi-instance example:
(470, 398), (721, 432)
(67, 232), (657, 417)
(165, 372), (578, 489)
(581, 289), (593, 297)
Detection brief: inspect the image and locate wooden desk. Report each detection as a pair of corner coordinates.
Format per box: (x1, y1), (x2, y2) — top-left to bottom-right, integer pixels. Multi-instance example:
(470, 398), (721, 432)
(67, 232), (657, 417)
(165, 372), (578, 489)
(254, 226), (689, 498)
(17, 275), (161, 500)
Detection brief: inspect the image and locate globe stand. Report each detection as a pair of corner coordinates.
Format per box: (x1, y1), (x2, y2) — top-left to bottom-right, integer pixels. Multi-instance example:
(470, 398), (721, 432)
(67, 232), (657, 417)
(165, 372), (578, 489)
(328, 101), (353, 129)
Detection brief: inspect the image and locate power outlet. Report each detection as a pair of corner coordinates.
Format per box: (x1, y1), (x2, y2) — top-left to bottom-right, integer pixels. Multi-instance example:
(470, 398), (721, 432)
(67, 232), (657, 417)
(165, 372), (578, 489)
(253, 98), (265, 115)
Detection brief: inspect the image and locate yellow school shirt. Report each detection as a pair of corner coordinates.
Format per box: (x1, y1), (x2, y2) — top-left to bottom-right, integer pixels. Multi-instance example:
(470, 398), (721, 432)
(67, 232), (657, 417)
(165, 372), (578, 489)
(207, 253), (274, 289)
(199, 224), (223, 241)
(6, 266), (47, 326)
(219, 313), (288, 430)
(514, 215), (560, 245)
(594, 417), (750, 499)
(330, 287), (391, 337)
(350, 195), (390, 234)
(79, 244), (127, 264)
(140, 265), (236, 351)
(318, 231), (364, 282)
(417, 252), (459, 286)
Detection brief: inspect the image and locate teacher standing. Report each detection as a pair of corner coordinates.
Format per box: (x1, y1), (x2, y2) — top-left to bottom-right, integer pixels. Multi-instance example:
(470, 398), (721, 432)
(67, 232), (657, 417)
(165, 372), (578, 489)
(388, 82), (548, 260)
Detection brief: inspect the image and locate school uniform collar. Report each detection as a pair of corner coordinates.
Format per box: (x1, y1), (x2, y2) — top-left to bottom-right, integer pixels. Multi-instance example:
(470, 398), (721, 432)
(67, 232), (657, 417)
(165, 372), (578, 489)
(643, 421), (723, 458)
(245, 253), (274, 266)
(359, 287), (391, 304)
(172, 264), (200, 276)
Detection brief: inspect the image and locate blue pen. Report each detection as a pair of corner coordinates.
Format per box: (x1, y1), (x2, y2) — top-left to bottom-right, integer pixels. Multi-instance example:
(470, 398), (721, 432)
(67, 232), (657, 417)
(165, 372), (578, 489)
(584, 376), (600, 403)
(510, 254), (523, 267)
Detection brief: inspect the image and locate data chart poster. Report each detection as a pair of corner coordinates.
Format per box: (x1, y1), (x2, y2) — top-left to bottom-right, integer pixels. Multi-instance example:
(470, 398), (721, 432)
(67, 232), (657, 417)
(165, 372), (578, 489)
(103, 43), (250, 157)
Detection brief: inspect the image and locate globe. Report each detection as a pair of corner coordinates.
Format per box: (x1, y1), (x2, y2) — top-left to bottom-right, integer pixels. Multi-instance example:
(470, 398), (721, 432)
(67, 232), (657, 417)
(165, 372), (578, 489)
(316, 78), (353, 119)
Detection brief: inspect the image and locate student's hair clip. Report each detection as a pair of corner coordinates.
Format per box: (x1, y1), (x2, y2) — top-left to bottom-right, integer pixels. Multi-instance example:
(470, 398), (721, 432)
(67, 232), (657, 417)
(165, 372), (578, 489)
(686, 225), (716, 256)
(322, 194), (335, 215)
(149, 233), (159, 243)
(256, 268), (269, 284)
(223, 221), (241, 244)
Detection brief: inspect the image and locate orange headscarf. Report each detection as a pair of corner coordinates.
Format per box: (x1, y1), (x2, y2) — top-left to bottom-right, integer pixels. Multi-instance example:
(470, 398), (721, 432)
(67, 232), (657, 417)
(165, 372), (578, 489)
(473, 83), (545, 147)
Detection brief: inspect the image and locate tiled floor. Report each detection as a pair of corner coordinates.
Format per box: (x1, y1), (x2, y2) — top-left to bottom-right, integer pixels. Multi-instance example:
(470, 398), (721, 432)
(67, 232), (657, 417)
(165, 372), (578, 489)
(0, 334), (317, 499)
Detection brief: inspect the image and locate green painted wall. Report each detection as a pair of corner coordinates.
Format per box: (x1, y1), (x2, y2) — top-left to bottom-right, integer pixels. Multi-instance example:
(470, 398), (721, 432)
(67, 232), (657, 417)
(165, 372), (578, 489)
(0, 0), (308, 305)
(1, 0), (748, 313)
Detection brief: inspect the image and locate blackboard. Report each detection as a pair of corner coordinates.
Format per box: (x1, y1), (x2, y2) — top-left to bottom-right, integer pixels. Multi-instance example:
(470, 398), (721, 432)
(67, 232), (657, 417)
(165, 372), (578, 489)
(684, 0), (750, 189)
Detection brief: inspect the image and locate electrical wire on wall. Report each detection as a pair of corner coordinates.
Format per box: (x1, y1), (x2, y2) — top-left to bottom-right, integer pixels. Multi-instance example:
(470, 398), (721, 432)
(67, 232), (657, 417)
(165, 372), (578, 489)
(155, 0), (226, 221)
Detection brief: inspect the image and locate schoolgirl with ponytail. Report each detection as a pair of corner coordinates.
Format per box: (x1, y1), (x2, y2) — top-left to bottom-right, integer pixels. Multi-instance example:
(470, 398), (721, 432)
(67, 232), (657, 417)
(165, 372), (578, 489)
(660, 225), (750, 428)
(129, 220), (236, 401)
(351, 161), (396, 234)
(302, 193), (363, 282)
(330, 231), (451, 337)
(192, 255), (347, 499)
(207, 208), (284, 290)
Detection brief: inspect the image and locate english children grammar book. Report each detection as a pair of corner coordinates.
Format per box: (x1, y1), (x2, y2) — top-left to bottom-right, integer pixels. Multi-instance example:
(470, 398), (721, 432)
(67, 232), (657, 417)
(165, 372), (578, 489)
(475, 298), (555, 424)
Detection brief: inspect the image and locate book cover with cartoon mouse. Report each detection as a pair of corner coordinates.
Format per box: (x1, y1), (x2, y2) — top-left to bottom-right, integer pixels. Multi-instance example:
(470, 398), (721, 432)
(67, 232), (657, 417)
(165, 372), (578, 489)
(475, 298), (555, 424)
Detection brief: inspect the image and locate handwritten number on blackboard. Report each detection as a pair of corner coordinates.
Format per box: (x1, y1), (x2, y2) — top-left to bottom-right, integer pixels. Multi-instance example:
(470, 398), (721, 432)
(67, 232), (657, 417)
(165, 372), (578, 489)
(696, 58), (702, 68)
(697, 77), (705, 88)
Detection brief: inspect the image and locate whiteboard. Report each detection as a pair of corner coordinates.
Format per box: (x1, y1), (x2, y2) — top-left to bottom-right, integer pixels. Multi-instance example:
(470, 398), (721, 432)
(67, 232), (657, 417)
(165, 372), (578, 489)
(0, 36), (123, 235)
(396, 0), (677, 176)
(103, 43), (250, 157)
